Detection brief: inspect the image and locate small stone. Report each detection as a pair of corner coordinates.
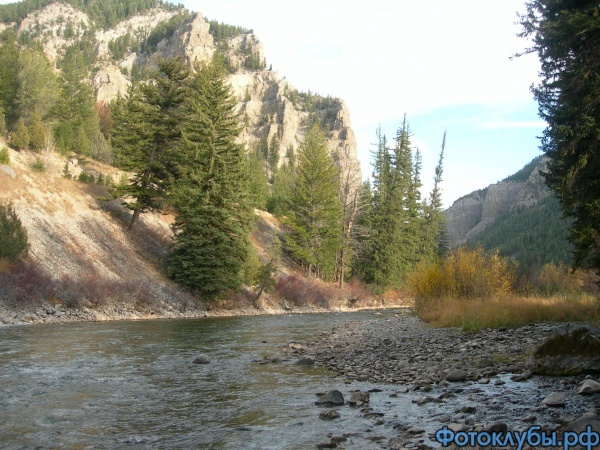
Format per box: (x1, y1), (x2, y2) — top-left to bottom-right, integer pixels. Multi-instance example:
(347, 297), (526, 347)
(477, 378), (490, 384)
(319, 409), (340, 420)
(192, 354), (210, 364)
(446, 369), (468, 382)
(316, 441), (337, 449)
(349, 390), (370, 406)
(542, 391), (566, 407)
(316, 390), (345, 406)
(295, 357), (315, 366)
(460, 406), (477, 414)
(449, 423), (468, 432)
(485, 422), (508, 433)
(577, 379), (600, 395)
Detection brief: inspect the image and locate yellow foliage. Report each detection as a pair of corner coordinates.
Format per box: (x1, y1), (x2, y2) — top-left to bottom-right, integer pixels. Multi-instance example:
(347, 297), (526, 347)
(407, 246), (517, 313)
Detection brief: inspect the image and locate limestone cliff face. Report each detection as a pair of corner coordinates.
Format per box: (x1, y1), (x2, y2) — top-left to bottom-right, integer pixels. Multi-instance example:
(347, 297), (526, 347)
(16, 5), (360, 176)
(445, 157), (550, 247)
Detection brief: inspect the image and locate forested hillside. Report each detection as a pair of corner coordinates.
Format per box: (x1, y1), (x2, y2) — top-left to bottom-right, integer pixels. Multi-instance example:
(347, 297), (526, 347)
(446, 156), (573, 270)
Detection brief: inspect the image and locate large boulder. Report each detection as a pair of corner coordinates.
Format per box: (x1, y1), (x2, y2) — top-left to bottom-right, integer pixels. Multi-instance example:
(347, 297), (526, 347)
(532, 323), (600, 376)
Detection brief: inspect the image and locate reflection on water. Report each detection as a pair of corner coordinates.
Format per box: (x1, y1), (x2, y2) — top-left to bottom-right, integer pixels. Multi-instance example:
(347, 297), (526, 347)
(0, 312), (405, 449)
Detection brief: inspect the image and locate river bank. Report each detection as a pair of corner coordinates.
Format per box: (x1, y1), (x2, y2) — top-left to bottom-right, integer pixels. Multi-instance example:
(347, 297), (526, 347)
(287, 312), (600, 449)
(0, 297), (405, 327)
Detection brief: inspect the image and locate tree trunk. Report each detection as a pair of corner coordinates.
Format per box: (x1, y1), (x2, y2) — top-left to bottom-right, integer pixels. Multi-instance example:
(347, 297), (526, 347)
(128, 207), (140, 231)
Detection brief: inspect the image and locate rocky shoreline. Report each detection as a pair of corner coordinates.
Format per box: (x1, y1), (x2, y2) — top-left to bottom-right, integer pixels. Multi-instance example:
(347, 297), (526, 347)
(0, 300), (403, 327)
(285, 311), (600, 449)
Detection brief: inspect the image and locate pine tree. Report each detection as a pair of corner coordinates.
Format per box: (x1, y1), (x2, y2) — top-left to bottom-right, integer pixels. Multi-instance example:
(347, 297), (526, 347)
(0, 29), (19, 127)
(422, 131), (448, 261)
(519, 0), (600, 274)
(111, 58), (189, 230)
(167, 57), (253, 298)
(10, 118), (29, 150)
(283, 123), (342, 279)
(248, 145), (270, 209)
(268, 134), (280, 177)
(0, 202), (28, 264)
(28, 112), (46, 152)
(15, 49), (59, 121)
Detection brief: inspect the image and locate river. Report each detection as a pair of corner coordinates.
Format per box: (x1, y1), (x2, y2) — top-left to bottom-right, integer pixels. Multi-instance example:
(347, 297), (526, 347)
(0, 310), (428, 449)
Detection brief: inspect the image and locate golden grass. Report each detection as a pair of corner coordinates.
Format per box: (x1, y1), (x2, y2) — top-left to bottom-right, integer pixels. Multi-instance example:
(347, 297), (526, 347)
(419, 294), (600, 332)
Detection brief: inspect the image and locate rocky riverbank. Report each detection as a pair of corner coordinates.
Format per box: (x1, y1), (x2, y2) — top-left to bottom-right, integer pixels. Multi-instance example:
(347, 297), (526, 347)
(285, 311), (600, 449)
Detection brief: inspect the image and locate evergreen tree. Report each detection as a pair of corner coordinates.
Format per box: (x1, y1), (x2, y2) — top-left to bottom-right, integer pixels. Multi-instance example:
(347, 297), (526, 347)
(10, 118), (29, 150)
(268, 134), (280, 177)
(28, 111), (46, 152)
(283, 123), (342, 279)
(111, 58), (189, 230)
(0, 107), (6, 136)
(422, 131), (448, 261)
(0, 29), (19, 127)
(167, 57), (253, 298)
(15, 49), (58, 121)
(248, 145), (270, 209)
(519, 0), (600, 274)
(0, 202), (28, 264)
(267, 157), (295, 216)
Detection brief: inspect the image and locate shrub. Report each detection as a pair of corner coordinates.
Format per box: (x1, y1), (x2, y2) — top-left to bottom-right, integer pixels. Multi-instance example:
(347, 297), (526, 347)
(30, 157), (45, 172)
(407, 246), (516, 312)
(0, 260), (55, 308)
(0, 146), (9, 164)
(0, 202), (28, 264)
(10, 118), (29, 150)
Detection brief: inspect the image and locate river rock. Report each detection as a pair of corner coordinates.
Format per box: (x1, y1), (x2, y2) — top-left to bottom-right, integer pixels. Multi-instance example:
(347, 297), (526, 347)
(295, 357), (315, 366)
(319, 409), (340, 420)
(0, 165), (15, 179)
(563, 413), (600, 450)
(532, 323), (600, 376)
(192, 354), (210, 364)
(348, 390), (370, 406)
(542, 391), (566, 407)
(446, 369), (468, 382)
(577, 379), (600, 395)
(315, 390), (345, 406)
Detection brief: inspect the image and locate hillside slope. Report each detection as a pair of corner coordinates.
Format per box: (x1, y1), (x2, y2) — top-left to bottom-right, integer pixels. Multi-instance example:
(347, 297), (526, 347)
(445, 156), (573, 267)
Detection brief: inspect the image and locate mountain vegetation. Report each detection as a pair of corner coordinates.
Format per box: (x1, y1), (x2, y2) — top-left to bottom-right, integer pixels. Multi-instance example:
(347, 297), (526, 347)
(0, 0), (447, 306)
(519, 0), (600, 276)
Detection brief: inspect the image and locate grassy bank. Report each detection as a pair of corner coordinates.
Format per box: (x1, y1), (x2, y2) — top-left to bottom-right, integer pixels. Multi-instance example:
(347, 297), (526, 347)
(417, 294), (599, 332)
(407, 246), (600, 332)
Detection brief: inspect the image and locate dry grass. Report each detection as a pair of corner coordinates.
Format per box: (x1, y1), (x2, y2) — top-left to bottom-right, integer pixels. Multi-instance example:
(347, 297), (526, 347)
(418, 294), (600, 332)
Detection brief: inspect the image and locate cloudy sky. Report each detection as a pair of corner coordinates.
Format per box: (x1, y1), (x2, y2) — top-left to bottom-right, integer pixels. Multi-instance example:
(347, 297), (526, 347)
(183, 0), (544, 207)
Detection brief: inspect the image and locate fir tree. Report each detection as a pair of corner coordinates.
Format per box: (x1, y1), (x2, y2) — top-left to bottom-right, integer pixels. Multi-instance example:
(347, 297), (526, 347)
(167, 57), (253, 298)
(111, 58), (189, 230)
(27, 111), (46, 152)
(10, 118), (29, 150)
(283, 123), (342, 279)
(0, 202), (28, 264)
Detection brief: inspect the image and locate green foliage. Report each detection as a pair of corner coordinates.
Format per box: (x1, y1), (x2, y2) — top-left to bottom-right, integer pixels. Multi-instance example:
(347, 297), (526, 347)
(247, 146), (269, 209)
(10, 118), (30, 150)
(208, 19), (252, 41)
(244, 52), (264, 71)
(141, 11), (191, 54)
(503, 155), (543, 182)
(519, 0), (600, 275)
(27, 112), (46, 152)
(16, 48), (59, 121)
(0, 0), (183, 28)
(0, 30), (19, 127)
(111, 58), (189, 230)
(30, 157), (45, 172)
(0, 202), (28, 264)
(0, 146), (9, 165)
(168, 57), (253, 299)
(267, 159), (295, 216)
(0, 107), (6, 136)
(472, 194), (573, 269)
(282, 123), (343, 280)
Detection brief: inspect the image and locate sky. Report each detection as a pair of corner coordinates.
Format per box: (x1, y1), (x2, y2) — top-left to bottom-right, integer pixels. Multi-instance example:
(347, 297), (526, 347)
(181, 0), (544, 207)
(0, 0), (544, 207)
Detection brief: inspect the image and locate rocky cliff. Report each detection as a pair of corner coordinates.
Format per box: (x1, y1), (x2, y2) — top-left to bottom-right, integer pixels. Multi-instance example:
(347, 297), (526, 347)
(13, 2), (360, 177)
(445, 156), (551, 248)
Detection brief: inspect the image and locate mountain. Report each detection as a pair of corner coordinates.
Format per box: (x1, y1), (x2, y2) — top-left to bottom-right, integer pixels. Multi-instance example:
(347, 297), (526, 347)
(445, 156), (573, 268)
(0, 0), (360, 180)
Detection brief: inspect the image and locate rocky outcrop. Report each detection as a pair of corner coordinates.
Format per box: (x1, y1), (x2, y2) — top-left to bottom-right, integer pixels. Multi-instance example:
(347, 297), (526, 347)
(445, 156), (550, 248)
(15, 4), (361, 187)
(532, 323), (600, 376)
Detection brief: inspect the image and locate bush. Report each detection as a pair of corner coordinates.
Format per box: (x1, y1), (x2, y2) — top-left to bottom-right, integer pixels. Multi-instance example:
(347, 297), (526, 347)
(0, 202), (28, 264)
(0, 260), (55, 307)
(30, 157), (45, 172)
(0, 147), (9, 164)
(275, 274), (339, 308)
(407, 246), (516, 311)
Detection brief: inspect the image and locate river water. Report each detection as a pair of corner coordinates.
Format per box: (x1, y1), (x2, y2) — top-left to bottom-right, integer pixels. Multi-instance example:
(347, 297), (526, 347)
(0, 310), (420, 449)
